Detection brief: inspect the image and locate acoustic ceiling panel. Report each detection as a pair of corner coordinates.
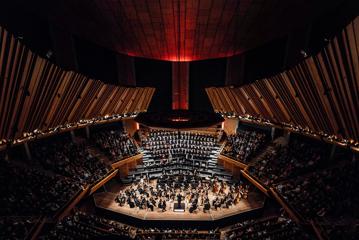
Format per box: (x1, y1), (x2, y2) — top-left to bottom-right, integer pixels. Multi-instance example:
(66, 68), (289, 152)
(42, 0), (344, 61)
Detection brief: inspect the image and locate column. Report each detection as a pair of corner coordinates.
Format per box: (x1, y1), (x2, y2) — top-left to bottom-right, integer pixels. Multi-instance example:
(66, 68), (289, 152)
(172, 62), (189, 110)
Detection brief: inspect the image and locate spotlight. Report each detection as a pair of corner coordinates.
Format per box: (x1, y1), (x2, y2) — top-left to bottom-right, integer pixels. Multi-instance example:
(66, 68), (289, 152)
(46, 50), (53, 59)
(300, 50), (308, 58)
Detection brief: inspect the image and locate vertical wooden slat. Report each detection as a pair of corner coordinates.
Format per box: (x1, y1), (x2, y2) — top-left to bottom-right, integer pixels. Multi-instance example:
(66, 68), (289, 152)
(206, 16), (359, 143)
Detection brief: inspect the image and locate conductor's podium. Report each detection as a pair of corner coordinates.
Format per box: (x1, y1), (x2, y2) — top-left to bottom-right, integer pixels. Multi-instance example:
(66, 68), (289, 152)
(173, 203), (186, 212)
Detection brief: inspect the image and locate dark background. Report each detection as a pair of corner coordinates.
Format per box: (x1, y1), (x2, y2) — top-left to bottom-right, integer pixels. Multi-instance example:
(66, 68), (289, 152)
(189, 58), (227, 112)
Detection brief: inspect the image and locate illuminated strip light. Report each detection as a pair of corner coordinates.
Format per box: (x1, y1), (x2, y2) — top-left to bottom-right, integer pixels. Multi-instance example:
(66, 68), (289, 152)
(0, 112), (139, 147)
(219, 112), (359, 152)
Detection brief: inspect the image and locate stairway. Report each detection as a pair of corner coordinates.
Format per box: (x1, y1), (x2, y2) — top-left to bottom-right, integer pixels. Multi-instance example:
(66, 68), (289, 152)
(123, 143), (233, 183)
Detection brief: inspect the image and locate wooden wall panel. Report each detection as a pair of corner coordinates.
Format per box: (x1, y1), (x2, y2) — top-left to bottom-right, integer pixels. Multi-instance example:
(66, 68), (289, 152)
(206, 16), (359, 144)
(0, 26), (155, 143)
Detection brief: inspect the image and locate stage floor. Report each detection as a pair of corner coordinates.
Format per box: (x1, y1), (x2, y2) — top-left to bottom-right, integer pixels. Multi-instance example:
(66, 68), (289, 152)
(93, 191), (265, 221)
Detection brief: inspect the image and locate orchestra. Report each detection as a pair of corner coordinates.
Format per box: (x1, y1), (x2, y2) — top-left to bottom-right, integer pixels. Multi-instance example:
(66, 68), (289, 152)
(115, 170), (249, 213)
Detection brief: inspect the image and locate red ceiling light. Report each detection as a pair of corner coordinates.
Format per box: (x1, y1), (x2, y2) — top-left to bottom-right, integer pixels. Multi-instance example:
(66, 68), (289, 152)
(45, 0), (342, 62)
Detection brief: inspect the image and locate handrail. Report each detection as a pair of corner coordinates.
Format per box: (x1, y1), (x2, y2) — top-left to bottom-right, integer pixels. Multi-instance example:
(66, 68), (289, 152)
(218, 154), (248, 170)
(310, 220), (326, 240)
(269, 187), (303, 223)
(133, 139), (141, 149)
(89, 169), (119, 195)
(111, 153), (143, 169)
(29, 216), (47, 240)
(52, 187), (83, 220)
(218, 141), (226, 154)
(241, 170), (270, 197)
(55, 186), (90, 221)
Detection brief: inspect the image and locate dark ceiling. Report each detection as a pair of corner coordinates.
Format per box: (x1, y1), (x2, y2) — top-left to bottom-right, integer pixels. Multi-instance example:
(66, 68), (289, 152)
(1, 0), (349, 62)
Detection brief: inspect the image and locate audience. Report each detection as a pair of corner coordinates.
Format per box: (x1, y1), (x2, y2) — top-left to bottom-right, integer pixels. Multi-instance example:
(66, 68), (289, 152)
(93, 129), (139, 162)
(136, 228), (220, 240)
(40, 211), (133, 239)
(32, 136), (111, 186)
(224, 215), (314, 240)
(322, 223), (359, 240)
(248, 140), (324, 186)
(0, 216), (38, 240)
(275, 161), (359, 221)
(222, 130), (267, 163)
(0, 134), (113, 219)
(0, 158), (81, 216)
(41, 211), (220, 240)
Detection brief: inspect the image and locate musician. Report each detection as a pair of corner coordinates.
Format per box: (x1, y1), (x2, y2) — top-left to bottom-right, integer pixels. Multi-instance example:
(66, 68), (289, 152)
(213, 197), (221, 210)
(234, 191), (241, 204)
(189, 198), (198, 213)
(129, 198), (135, 208)
(225, 194), (233, 208)
(161, 199), (167, 212)
(115, 194), (126, 206)
(142, 197), (148, 209)
(146, 199), (154, 211)
(203, 197), (210, 213)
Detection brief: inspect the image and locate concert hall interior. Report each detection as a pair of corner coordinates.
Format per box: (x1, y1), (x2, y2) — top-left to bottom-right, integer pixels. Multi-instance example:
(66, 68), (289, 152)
(0, 0), (358, 239)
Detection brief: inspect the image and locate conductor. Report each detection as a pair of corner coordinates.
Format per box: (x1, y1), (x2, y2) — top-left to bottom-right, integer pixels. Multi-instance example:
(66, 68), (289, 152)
(177, 193), (183, 208)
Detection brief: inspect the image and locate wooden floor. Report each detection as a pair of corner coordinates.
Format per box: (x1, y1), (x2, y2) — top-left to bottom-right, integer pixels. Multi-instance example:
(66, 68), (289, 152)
(93, 191), (265, 221)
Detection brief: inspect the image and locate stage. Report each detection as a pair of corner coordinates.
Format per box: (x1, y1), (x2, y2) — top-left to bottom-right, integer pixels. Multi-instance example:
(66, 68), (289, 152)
(93, 191), (265, 221)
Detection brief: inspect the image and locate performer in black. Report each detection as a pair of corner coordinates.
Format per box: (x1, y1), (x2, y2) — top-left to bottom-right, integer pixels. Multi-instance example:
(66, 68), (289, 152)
(203, 197), (210, 213)
(189, 198), (198, 213)
(161, 199), (167, 212)
(177, 193), (183, 208)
